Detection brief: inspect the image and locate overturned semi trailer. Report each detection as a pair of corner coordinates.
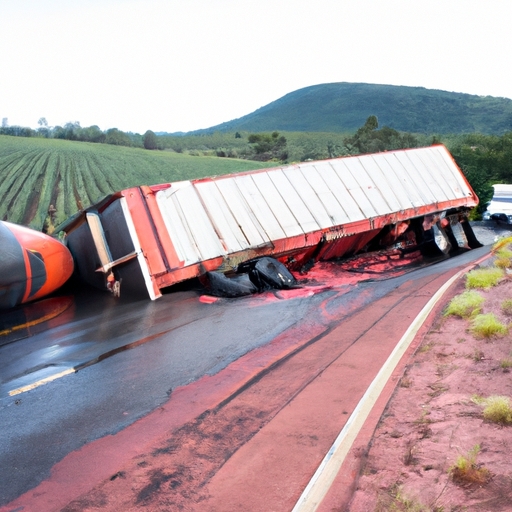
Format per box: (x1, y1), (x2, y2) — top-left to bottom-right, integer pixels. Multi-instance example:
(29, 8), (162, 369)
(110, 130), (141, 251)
(58, 145), (480, 300)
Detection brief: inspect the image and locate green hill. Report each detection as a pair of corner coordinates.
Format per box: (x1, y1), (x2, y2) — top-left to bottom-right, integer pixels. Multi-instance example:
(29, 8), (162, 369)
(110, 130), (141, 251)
(191, 83), (512, 135)
(0, 136), (269, 231)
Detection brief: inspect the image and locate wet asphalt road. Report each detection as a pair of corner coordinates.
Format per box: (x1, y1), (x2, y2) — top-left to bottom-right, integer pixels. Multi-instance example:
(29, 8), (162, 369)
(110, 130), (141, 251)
(0, 223), (508, 506)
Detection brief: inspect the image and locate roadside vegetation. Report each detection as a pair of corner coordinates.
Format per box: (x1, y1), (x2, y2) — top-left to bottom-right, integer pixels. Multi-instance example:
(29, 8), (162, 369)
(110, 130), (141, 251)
(501, 299), (512, 316)
(469, 313), (508, 338)
(481, 395), (512, 424)
(444, 290), (485, 319)
(353, 239), (512, 510)
(454, 251), (510, 337)
(376, 484), (434, 512)
(465, 267), (504, 290)
(449, 444), (491, 486)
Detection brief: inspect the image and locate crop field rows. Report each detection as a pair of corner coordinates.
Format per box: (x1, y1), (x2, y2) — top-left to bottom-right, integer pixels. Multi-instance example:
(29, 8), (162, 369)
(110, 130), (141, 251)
(0, 136), (269, 231)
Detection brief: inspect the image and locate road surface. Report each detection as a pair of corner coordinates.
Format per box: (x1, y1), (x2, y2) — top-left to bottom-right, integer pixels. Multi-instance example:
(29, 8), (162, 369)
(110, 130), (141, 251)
(0, 228), (503, 510)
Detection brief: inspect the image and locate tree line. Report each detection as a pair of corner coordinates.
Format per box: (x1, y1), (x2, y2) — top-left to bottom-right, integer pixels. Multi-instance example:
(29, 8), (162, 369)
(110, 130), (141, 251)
(450, 131), (512, 213)
(2, 115), (511, 218)
(0, 118), (159, 150)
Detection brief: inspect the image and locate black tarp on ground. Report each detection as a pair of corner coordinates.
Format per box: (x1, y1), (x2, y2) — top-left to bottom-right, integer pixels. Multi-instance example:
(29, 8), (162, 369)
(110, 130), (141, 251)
(238, 257), (298, 291)
(205, 257), (298, 298)
(204, 272), (258, 298)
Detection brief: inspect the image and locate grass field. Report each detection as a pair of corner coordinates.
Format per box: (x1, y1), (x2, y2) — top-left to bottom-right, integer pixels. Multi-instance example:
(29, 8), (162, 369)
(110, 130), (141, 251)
(0, 136), (270, 231)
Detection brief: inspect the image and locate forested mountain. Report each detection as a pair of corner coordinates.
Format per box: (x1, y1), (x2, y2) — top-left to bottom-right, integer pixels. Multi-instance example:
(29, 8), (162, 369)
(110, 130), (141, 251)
(190, 83), (512, 135)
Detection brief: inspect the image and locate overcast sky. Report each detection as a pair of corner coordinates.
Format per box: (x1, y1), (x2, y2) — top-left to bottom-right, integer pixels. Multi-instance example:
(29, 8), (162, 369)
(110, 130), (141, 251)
(1, 0), (510, 133)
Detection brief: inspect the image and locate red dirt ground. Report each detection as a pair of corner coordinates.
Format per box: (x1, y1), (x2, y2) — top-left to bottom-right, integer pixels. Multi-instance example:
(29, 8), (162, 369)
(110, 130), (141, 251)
(347, 277), (512, 511)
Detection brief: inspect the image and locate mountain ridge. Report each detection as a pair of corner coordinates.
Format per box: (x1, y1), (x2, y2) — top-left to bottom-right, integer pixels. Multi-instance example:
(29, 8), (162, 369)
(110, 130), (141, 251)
(186, 82), (512, 135)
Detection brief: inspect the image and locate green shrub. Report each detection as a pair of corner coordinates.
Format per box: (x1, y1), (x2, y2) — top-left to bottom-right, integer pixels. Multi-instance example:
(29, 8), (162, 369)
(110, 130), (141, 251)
(469, 313), (507, 338)
(482, 395), (512, 424)
(444, 290), (485, 319)
(466, 267), (504, 290)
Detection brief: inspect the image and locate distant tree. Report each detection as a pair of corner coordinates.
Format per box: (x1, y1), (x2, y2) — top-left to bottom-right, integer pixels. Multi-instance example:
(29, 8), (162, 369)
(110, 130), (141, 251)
(235, 132), (241, 139)
(80, 125), (106, 143)
(105, 128), (133, 146)
(364, 115), (379, 131)
(450, 131), (512, 216)
(64, 121), (80, 141)
(343, 115), (418, 154)
(1, 118), (7, 127)
(52, 125), (66, 139)
(343, 116), (381, 153)
(248, 131), (288, 161)
(143, 130), (158, 150)
(401, 133), (419, 148)
(296, 139), (329, 161)
(327, 141), (344, 159)
(37, 117), (50, 138)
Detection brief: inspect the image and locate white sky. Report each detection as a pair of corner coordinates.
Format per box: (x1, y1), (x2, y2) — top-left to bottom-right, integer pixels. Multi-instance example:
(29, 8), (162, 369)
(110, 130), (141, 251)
(1, 0), (510, 133)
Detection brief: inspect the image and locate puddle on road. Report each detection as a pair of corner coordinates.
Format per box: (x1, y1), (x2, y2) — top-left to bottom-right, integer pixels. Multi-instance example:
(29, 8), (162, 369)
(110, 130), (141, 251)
(0, 296), (74, 346)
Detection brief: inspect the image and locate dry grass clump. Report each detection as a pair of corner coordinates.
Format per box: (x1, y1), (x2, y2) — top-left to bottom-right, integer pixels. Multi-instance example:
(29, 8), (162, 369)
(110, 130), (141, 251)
(492, 236), (512, 254)
(501, 298), (512, 316)
(496, 247), (512, 258)
(469, 313), (508, 338)
(471, 394), (485, 404)
(444, 290), (485, 319)
(449, 444), (491, 486)
(376, 484), (433, 512)
(471, 348), (485, 362)
(490, 240), (512, 280)
(500, 358), (512, 369)
(465, 267), (504, 290)
(495, 256), (512, 269)
(481, 395), (512, 424)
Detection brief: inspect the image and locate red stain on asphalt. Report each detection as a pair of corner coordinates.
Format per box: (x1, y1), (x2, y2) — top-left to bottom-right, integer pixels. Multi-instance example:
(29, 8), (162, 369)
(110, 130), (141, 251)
(198, 295), (219, 303)
(199, 252), (422, 306)
(3, 251), (449, 512)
